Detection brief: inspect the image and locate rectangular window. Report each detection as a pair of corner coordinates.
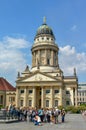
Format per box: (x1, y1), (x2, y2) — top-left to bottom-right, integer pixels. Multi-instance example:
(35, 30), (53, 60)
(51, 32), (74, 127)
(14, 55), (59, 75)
(66, 101), (70, 105)
(9, 97), (15, 102)
(82, 92), (84, 96)
(29, 90), (33, 94)
(80, 92), (81, 96)
(29, 100), (32, 107)
(12, 97), (15, 101)
(20, 100), (23, 106)
(9, 97), (11, 102)
(46, 90), (50, 94)
(66, 90), (70, 94)
(54, 90), (59, 94)
(20, 90), (24, 94)
(55, 100), (58, 107)
(46, 100), (49, 107)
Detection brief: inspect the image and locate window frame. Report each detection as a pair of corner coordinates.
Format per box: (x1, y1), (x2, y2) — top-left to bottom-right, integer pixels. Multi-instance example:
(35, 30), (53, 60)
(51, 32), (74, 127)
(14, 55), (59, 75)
(66, 90), (70, 94)
(28, 100), (32, 107)
(20, 100), (23, 106)
(54, 89), (59, 94)
(20, 90), (24, 94)
(46, 100), (49, 107)
(29, 90), (33, 94)
(54, 100), (58, 107)
(46, 89), (50, 94)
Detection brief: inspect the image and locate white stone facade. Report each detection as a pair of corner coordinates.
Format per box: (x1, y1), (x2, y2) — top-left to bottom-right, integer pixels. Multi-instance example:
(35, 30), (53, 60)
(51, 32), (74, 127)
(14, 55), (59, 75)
(16, 19), (78, 108)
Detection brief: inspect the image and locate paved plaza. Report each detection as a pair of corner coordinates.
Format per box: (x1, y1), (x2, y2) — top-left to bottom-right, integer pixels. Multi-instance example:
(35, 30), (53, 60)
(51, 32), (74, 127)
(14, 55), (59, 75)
(0, 114), (86, 130)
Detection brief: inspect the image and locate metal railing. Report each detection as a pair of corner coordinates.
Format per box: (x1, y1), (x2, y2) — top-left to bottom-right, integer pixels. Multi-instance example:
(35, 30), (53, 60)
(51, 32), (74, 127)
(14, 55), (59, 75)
(0, 109), (18, 120)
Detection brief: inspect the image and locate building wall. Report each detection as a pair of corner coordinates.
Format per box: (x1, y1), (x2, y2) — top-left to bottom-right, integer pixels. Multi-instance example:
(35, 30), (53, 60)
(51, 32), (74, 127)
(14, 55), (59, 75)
(6, 91), (16, 107)
(0, 90), (16, 108)
(16, 82), (77, 108)
(0, 91), (6, 107)
(77, 83), (86, 105)
(16, 20), (78, 108)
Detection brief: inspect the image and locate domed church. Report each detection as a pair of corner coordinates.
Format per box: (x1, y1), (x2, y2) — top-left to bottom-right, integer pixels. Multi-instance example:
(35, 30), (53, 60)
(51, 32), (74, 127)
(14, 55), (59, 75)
(16, 18), (78, 108)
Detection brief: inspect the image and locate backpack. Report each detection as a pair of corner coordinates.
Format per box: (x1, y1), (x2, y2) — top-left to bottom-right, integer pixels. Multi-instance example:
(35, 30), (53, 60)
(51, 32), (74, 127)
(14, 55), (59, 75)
(54, 110), (58, 116)
(32, 111), (36, 117)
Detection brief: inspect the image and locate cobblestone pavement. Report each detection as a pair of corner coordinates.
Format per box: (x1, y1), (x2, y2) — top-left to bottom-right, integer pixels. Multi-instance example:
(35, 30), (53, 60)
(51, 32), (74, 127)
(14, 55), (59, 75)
(0, 114), (86, 130)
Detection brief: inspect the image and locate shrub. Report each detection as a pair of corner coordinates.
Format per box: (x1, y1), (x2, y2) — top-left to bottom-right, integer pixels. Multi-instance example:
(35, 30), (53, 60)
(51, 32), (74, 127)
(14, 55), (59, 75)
(65, 106), (86, 114)
(58, 105), (64, 110)
(0, 105), (3, 109)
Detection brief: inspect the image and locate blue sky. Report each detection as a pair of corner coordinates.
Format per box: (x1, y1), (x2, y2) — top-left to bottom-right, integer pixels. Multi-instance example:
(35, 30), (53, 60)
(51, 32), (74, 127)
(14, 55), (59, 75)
(0, 0), (86, 86)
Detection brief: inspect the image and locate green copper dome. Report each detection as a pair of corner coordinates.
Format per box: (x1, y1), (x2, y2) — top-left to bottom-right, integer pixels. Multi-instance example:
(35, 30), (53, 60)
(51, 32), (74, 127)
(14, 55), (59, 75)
(35, 23), (55, 39)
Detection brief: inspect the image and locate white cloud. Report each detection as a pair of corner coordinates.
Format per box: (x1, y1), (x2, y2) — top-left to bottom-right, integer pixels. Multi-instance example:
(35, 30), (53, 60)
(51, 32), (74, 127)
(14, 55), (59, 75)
(70, 25), (77, 31)
(0, 36), (31, 86)
(59, 45), (86, 76)
(3, 36), (30, 49)
(0, 36), (86, 85)
(60, 45), (75, 56)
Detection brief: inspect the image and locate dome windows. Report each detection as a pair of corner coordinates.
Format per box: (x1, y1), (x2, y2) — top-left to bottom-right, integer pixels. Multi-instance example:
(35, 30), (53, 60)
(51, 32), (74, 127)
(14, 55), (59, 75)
(42, 37), (44, 40)
(35, 22), (55, 40)
(37, 38), (39, 41)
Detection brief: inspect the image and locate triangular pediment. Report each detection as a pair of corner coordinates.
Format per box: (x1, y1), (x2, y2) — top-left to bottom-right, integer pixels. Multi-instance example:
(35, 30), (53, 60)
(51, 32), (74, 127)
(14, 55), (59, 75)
(20, 72), (57, 82)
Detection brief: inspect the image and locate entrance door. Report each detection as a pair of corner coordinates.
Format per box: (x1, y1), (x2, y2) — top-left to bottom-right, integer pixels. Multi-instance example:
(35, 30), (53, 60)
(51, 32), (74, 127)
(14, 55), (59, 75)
(39, 99), (41, 108)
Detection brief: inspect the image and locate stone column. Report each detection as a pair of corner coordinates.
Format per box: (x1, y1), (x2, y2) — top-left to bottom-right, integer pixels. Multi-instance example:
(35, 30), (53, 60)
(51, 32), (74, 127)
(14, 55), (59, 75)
(41, 86), (44, 108)
(75, 88), (78, 106)
(72, 88), (75, 106)
(51, 50), (54, 66)
(50, 86), (53, 108)
(32, 52), (35, 67)
(33, 87), (36, 108)
(16, 87), (20, 107)
(34, 52), (36, 66)
(3, 94), (6, 108)
(32, 52), (34, 67)
(32, 52), (36, 67)
(56, 52), (58, 66)
(38, 50), (40, 64)
(60, 87), (63, 106)
(45, 49), (47, 65)
(24, 87), (27, 107)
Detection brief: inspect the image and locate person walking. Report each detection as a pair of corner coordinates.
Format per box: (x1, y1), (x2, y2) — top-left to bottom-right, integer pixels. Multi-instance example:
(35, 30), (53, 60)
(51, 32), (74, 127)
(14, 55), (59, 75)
(61, 109), (65, 122)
